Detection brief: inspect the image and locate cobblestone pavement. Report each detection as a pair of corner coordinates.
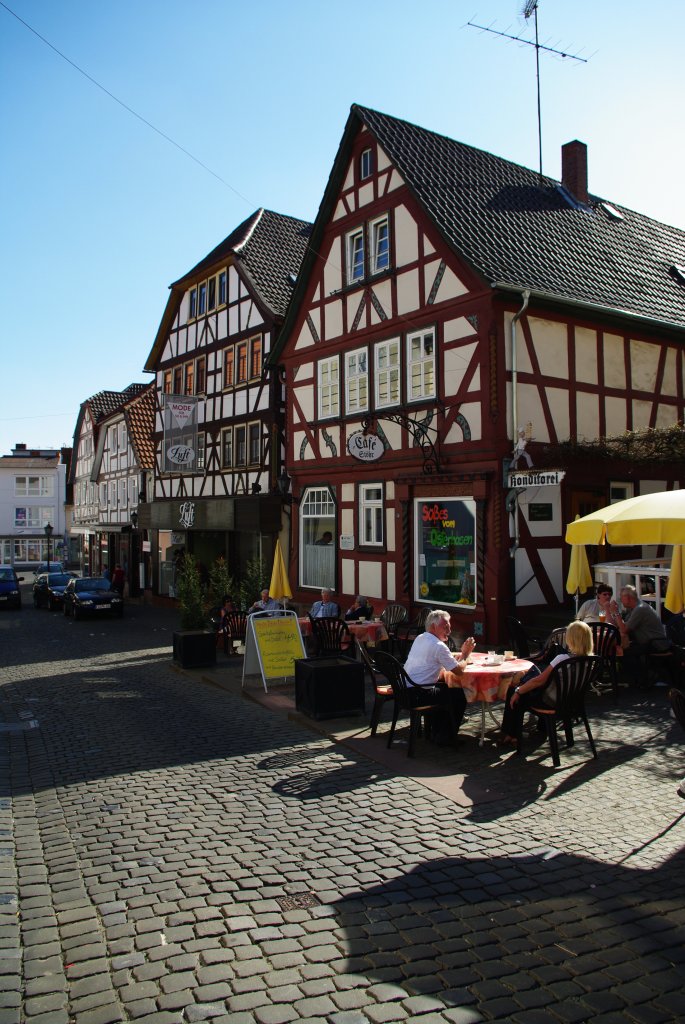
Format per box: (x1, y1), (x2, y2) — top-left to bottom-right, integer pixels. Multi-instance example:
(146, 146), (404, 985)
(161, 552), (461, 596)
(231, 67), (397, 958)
(1, 597), (684, 1024)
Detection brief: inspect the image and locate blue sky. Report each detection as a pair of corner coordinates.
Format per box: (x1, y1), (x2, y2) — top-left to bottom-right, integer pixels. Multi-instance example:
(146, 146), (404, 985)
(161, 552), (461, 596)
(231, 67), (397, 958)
(1, 0), (683, 456)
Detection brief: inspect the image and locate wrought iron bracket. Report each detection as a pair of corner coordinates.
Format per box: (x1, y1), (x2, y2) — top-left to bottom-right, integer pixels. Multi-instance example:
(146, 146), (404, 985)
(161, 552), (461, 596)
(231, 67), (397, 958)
(362, 405), (445, 474)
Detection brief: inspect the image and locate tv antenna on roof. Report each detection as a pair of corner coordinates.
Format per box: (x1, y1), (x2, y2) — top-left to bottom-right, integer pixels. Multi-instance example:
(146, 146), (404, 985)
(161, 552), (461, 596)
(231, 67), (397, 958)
(467, 2), (587, 182)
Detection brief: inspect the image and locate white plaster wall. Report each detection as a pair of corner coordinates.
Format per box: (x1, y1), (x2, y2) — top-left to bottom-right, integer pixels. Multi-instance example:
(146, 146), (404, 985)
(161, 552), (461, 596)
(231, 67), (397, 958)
(573, 327), (593, 385)
(342, 483), (355, 502)
(381, 421), (403, 450)
(324, 238), (342, 298)
(515, 383), (545, 436)
(605, 396), (627, 435)
(515, 549), (546, 606)
(370, 280), (392, 323)
(296, 385), (314, 423)
(234, 392), (247, 417)
(532, 319), (568, 378)
(576, 391), (600, 441)
(503, 313), (533, 373)
(394, 205), (418, 268)
(388, 170), (404, 193)
(293, 360), (313, 383)
(342, 557), (355, 595)
(295, 312), (319, 351)
(324, 300), (343, 340)
(247, 304), (264, 329)
(229, 267), (240, 304)
(358, 182), (374, 208)
(217, 309), (228, 337)
(386, 506), (396, 550)
(630, 339), (660, 391)
(662, 347), (678, 397)
(444, 317), (476, 343)
(342, 162), (354, 191)
(446, 401), (481, 442)
(377, 146), (391, 172)
(228, 306), (239, 336)
(433, 264), (468, 302)
(548, 386), (570, 442)
(333, 200), (346, 221)
(632, 400), (653, 430)
(341, 507), (354, 535)
(444, 342), (477, 393)
(396, 269), (420, 316)
(385, 563), (396, 600)
(601, 332), (624, 389)
(359, 560), (383, 600)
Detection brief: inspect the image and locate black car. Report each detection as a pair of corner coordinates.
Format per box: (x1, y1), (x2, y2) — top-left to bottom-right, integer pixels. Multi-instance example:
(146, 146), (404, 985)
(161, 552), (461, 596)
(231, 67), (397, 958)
(0, 566), (24, 610)
(33, 572), (77, 611)
(62, 577), (124, 619)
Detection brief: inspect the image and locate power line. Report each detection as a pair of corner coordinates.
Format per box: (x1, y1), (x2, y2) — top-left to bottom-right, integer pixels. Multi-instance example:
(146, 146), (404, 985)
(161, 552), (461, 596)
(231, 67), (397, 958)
(0, 0), (252, 205)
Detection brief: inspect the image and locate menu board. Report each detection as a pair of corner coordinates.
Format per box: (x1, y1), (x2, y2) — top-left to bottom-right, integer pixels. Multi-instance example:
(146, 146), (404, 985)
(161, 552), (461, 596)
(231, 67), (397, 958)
(242, 611), (306, 690)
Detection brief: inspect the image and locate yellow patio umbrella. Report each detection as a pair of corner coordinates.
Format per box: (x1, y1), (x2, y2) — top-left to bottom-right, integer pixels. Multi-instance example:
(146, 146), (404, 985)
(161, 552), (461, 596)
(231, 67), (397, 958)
(565, 489), (685, 546)
(665, 545), (685, 614)
(269, 539), (292, 602)
(566, 515), (594, 614)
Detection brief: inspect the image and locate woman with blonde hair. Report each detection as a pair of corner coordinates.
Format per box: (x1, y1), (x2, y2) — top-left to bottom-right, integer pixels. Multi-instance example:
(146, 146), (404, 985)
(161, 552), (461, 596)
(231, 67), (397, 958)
(499, 620), (593, 745)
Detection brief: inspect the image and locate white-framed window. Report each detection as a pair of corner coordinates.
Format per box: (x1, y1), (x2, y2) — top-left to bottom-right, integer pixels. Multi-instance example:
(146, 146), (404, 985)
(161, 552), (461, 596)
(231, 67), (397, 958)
(360, 147), (373, 180)
(15, 475), (53, 496)
(196, 434), (205, 471)
(118, 479), (127, 508)
(248, 422), (261, 465)
(318, 357), (340, 419)
(118, 423), (127, 452)
(610, 482), (634, 504)
(218, 271), (227, 305)
(234, 425), (247, 466)
(14, 507), (54, 528)
(189, 288), (197, 319)
(100, 483), (107, 507)
(359, 483), (384, 546)
(208, 276), (216, 311)
(375, 338), (400, 408)
(198, 282), (207, 316)
(346, 227), (365, 285)
(345, 348), (369, 414)
(109, 482), (117, 508)
(300, 486), (336, 590)
(370, 214), (390, 275)
(109, 426), (118, 453)
(221, 428), (233, 468)
(407, 328), (436, 401)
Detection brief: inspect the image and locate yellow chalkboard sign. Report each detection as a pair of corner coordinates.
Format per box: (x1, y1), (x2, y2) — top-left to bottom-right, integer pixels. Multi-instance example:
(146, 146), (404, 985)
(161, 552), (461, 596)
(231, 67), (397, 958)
(242, 611), (306, 689)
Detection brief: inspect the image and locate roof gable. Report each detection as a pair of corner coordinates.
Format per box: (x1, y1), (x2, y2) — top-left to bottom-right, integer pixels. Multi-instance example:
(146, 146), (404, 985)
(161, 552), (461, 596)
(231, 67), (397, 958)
(145, 209), (312, 371)
(272, 104), (685, 362)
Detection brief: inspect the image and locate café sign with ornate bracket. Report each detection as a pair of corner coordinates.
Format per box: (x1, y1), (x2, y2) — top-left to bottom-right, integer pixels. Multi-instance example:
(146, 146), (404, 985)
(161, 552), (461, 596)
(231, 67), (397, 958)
(347, 430), (384, 462)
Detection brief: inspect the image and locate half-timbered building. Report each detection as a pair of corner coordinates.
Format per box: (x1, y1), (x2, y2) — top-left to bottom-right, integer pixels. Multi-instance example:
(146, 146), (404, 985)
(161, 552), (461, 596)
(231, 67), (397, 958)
(90, 383), (155, 594)
(69, 385), (148, 577)
(270, 104), (685, 641)
(141, 209), (311, 595)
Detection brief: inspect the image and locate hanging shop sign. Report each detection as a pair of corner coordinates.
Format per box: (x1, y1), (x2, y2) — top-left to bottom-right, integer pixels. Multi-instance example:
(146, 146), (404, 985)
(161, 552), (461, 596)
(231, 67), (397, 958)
(506, 468), (565, 489)
(347, 430), (384, 462)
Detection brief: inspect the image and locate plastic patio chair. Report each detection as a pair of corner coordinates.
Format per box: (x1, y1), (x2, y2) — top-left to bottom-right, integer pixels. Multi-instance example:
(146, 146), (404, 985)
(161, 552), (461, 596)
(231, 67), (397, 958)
(356, 639), (394, 736)
(308, 615), (352, 655)
(517, 655), (602, 767)
(395, 607), (431, 660)
(222, 612), (248, 655)
(372, 649), (455, 757)
(380, 604), (409, 655)
(589, 621), (621, 696)
(506, 616), (546, 662)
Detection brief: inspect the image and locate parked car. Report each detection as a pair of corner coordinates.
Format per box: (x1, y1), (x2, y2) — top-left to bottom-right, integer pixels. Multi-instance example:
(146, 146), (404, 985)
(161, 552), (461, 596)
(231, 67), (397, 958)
(0, 566), (24, 610)
(32, 561), (68, 579)
(33, 572), (77, 611)
(62, 577), (124, 619)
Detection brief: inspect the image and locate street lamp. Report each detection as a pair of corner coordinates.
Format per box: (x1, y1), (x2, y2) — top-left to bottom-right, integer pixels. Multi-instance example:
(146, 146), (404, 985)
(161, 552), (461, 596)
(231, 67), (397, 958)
(44, 522), (53, 575)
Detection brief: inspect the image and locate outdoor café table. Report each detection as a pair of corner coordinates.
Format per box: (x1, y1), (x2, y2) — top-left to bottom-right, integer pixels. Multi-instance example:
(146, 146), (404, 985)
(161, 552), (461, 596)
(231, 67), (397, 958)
(297, 617), (389, 646)
(456, 651), (534, 746)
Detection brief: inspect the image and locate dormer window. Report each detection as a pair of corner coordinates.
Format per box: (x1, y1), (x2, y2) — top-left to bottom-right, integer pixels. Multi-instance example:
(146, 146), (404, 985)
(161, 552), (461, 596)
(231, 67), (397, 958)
(360, 147), (373, 180)
(345, 213), (392, 286)
(670, 264), (685, 286)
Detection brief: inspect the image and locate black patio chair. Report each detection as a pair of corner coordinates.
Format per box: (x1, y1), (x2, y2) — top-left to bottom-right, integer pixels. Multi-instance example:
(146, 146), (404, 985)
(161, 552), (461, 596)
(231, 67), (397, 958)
(506, 616), (546, 663)
(380, 603), (409, 655)
(222, 612), (248, 655)
(356, 639), (394, 736)
(372, 650), (455, 758)
(589, 622), (620, 696)
(308, 615), (352, 656)
(395, 607), (431, 660)
(516, 655), (602, 767)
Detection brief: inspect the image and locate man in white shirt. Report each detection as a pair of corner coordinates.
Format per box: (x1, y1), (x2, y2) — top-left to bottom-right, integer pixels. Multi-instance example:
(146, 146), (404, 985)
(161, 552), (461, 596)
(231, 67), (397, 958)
(248, 589), (282, 613)
(403, 609), (475, 744)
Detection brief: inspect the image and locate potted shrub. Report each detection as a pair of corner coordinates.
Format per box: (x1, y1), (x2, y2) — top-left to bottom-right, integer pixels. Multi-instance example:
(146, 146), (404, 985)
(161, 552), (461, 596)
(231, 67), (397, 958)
(172, 554), (216, 668)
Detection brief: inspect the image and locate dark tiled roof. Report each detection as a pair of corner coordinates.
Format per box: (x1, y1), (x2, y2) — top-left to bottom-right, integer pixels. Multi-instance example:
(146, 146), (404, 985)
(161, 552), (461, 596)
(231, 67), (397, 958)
(354, 105), (685, 328)
(87, 384), (148, 423)
(175, 209), (312, 318)
(124, 383), (156, 470)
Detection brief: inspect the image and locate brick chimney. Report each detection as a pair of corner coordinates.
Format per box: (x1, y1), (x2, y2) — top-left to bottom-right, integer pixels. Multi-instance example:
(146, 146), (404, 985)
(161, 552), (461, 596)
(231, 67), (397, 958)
(561, 140), (588, 205)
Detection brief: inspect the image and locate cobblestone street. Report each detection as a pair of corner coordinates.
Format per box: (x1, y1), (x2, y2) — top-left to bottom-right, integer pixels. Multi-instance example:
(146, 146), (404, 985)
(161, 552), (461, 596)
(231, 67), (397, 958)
(1, 598), (684, 1024)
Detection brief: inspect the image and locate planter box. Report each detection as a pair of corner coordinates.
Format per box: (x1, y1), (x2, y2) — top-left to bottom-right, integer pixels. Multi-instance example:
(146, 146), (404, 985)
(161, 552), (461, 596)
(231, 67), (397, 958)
(173, 630), (217, 669)
(295, 655), (365, 720)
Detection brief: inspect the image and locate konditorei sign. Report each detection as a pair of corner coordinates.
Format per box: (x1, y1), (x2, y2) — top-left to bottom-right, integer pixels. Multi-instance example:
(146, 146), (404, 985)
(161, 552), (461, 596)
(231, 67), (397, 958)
(347, 430), (384, 462)
(507, 468), (566, 488)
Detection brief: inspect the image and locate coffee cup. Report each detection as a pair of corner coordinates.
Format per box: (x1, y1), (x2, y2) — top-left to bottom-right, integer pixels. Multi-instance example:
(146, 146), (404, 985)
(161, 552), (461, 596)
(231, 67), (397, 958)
(504, 650), (514, 660)
(492, 654), (504, 665)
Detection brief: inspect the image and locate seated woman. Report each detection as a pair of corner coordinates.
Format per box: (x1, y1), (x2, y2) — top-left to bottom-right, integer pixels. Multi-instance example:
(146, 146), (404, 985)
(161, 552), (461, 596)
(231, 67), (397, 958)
(499, 620), (594, 745)
(345, 595), (373, 621)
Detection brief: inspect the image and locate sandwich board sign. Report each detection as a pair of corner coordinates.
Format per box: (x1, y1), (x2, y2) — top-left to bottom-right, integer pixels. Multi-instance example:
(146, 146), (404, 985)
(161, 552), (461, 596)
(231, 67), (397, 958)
(242, 610), (306, 692)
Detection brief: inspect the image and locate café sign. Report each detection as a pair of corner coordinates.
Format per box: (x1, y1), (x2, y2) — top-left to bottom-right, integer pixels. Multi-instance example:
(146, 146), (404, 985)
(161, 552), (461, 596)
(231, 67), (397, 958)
(507, 468), (565, 488)
(347, 430), (384, 462)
